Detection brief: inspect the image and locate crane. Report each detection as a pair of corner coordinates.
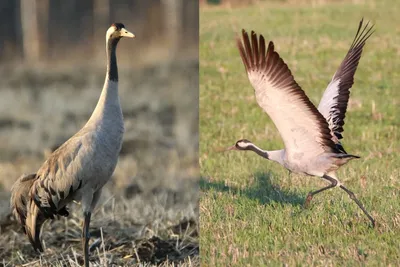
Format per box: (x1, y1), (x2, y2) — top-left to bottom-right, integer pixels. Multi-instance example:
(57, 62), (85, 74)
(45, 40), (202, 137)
(226, 19), (375, 227)
(11, 23), (135, 266)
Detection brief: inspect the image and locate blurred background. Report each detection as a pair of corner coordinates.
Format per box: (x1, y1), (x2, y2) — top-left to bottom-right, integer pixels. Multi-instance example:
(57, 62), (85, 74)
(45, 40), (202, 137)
(0, 0), (199, 265)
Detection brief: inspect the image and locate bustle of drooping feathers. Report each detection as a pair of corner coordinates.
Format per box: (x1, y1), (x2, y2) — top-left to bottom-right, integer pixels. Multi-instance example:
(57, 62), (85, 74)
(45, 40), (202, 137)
(10, 173), (70, 252)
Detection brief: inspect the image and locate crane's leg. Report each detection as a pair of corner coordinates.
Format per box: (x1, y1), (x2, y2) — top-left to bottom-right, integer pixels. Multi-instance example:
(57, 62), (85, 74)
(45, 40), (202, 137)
(90, 189), (102, 211)
(304, 174), (337, 208)
(339, 185), (375, 228)
(305, 174), (375, 228)
(82, 211), (91, 267)
(81, 190), (96, 266)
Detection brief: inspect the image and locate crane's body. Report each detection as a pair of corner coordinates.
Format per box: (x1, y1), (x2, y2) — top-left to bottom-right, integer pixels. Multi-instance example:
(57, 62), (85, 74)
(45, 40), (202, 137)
(11, 23), (135, 266)
(228, 19), (375, 227)
(235, 144), (357, 177)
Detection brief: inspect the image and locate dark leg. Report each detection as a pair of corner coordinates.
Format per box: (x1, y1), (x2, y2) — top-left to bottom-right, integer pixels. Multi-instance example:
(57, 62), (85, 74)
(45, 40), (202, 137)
(339, 185), (375, 228)
(82, 211), (91, 267)
(304, 175), (337, 208)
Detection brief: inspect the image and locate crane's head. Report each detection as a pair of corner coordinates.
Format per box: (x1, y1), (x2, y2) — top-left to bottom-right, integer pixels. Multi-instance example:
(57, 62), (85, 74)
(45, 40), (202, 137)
(106, 23), (135, 42)
(225, 139), (253, 151)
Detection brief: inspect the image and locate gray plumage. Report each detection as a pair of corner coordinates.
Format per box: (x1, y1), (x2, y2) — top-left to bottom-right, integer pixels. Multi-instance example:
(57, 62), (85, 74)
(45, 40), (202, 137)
(229, 19), (375, 227)
(10, 23), (135, 266)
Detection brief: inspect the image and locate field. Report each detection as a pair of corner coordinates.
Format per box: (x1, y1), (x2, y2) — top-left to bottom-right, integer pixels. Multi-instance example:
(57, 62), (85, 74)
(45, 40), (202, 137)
(200, 1), (400, 266)
(0, 61), (199, 266)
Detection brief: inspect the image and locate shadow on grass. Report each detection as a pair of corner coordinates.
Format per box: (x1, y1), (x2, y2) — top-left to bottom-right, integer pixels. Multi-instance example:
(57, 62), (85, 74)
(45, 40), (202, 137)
(201, 172), (305, 206)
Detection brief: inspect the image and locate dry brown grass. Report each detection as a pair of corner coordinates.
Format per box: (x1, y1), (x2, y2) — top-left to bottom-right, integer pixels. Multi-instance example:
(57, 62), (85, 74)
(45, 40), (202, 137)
(1, 195), (199, 266)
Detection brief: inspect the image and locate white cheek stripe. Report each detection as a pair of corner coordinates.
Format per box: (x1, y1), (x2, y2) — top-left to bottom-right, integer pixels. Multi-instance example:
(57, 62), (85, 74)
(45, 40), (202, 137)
(106, 27), (116, 42)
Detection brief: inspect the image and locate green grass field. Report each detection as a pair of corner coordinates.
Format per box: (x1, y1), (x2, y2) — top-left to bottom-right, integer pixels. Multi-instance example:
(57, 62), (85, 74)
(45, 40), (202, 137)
(200, 1), (400, 266)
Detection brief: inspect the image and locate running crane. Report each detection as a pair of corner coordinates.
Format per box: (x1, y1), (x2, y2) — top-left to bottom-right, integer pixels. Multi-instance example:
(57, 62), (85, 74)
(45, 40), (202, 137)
(227, 19), (375, 227)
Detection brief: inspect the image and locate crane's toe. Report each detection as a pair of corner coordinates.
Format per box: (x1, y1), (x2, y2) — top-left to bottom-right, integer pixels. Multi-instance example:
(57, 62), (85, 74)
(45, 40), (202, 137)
(304, 192), (313, 208)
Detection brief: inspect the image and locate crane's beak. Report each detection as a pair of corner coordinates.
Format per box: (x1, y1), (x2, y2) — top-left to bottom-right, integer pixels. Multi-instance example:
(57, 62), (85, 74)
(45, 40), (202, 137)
(216, 145), (237, 153)
(121, 28), (135, 38)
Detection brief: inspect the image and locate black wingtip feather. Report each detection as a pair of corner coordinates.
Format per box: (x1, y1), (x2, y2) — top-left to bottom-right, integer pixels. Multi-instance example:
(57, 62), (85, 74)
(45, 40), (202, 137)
(334, 153), (360, 159)
(27, 228), (44, 253)
(323, 19), (374, 143)
(251, 31), (259, 66)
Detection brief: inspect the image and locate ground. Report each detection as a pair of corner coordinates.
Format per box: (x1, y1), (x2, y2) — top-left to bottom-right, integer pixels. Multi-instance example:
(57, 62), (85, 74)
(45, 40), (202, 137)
(0, 61), (199, 266)
(200, 0), (400, 266)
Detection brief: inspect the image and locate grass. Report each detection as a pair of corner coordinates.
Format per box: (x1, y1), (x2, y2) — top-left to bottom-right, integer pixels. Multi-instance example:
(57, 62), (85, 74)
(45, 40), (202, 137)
(199, 1), (400, 266)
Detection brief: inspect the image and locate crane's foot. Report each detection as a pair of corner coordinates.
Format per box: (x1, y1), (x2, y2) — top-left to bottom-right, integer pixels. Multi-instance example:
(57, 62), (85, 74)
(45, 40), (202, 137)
(339, 185), (376, 228)
(304, 193), (313, 208)
(304, 175), (337, 209)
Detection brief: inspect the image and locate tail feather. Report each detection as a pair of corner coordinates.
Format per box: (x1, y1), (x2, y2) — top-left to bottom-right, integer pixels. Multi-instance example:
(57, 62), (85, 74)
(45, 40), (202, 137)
(10, 174), (37, 232)
(26, 201), (45, 252)
(332, 153), (360, 166)
(334, 153), (360, 159)
(10, 173), (44, 252)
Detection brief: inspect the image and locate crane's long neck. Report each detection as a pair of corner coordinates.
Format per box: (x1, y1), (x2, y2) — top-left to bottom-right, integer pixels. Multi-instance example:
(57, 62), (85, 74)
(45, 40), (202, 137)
(86, 37), (122, 126)
(107, 38), (119, 81)
(247, 143), (284, 165)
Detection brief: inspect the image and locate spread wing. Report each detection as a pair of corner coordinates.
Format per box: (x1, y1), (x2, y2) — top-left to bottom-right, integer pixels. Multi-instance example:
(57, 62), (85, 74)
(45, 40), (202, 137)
(237, 30), (338, 156)
(318, 19), (374, 147)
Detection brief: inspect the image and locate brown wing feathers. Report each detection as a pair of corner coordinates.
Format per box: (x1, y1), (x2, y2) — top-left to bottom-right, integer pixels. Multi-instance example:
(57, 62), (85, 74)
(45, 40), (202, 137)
(329, 19), (374, 139)
(30, 145), (83, 220)
(237, 30), (337, 151)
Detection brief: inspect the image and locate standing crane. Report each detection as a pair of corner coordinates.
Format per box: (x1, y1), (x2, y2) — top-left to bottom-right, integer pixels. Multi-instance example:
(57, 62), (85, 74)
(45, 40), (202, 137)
(10, 23), (135, 266)
(226, 19), (375, 227)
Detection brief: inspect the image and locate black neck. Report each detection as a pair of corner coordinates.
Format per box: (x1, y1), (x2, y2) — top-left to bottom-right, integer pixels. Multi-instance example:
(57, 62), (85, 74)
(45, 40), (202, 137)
(107, 38), (120, 81)
(248, 144), (269, 159)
